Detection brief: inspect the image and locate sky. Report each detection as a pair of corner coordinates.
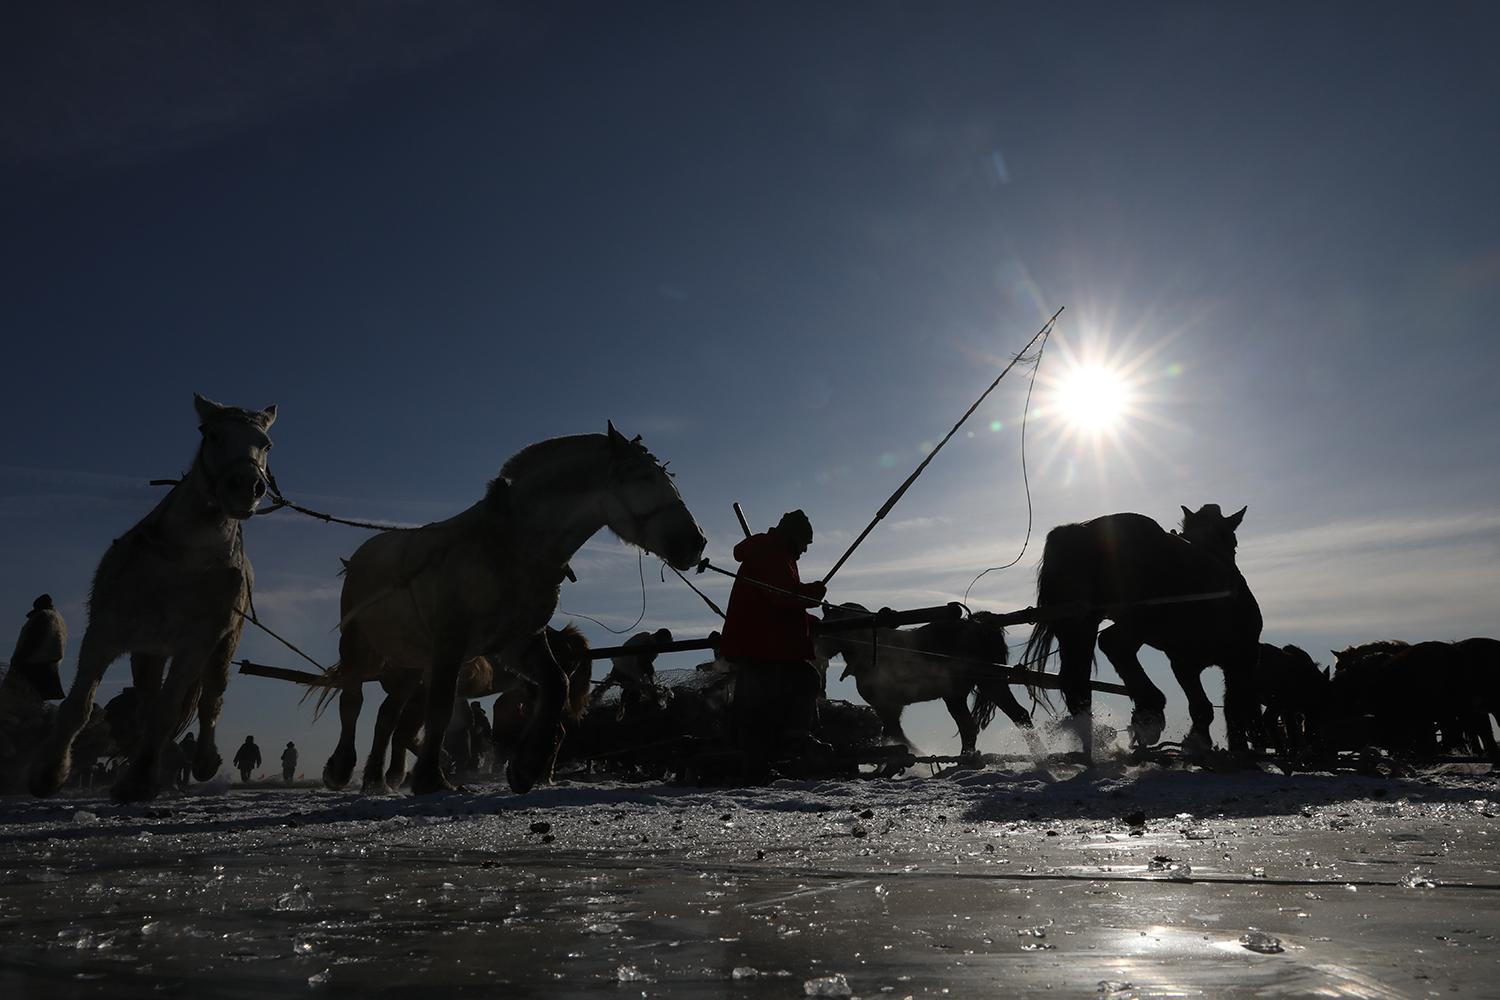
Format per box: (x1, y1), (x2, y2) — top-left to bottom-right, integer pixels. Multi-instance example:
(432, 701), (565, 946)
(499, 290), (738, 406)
(2, 2), (1497, 775)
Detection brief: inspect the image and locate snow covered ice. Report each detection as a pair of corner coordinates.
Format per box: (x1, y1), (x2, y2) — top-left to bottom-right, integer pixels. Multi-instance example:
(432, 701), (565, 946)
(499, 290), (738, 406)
(2, 761), (1499, 996)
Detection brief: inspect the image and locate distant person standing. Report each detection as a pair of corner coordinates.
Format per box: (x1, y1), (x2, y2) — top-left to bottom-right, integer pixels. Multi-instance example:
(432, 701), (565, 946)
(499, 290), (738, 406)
(232, 735), (261, 783)
(281, 741), (298, 782)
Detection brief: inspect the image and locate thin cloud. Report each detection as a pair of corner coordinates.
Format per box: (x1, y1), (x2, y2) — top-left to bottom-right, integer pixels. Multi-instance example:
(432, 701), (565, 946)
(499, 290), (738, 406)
(3, 4), (532, 166)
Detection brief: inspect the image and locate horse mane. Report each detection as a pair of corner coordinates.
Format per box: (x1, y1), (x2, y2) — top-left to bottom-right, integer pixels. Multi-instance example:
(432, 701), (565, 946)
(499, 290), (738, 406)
(486, 432), (665, 507)
(487, 434), (598, 502)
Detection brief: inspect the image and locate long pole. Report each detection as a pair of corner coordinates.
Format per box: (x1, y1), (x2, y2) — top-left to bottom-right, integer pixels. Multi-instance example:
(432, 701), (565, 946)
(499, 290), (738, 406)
(820, 307), (1064, 586)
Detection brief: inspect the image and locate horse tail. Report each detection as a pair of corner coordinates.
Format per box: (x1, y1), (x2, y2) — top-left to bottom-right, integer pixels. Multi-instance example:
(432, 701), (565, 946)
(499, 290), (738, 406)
(963, 612), (1046, 729)
(1021, 521), (1098, 675)
(306, 660), (347, 718)
(973, 683), (1000, 730)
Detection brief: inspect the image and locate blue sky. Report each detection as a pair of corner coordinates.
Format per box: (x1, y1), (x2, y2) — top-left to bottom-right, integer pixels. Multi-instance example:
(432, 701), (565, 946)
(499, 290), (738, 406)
(3, 2), (1497, 772)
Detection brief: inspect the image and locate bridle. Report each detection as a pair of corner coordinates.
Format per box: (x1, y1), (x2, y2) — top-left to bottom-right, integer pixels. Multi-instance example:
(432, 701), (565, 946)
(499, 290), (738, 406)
(191, 416), (271, 514)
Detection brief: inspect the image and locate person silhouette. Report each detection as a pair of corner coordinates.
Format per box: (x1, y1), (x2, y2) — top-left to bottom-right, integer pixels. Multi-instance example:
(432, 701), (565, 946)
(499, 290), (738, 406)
(232, 735), (261, 783)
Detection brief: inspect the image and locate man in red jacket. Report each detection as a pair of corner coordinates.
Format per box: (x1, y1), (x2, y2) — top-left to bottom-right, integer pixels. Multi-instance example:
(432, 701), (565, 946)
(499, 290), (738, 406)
(720, 509), (827, 784)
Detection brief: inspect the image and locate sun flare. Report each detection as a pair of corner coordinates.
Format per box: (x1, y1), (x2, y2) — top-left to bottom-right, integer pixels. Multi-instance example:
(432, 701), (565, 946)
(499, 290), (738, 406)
(1054, 364), (1131, 433)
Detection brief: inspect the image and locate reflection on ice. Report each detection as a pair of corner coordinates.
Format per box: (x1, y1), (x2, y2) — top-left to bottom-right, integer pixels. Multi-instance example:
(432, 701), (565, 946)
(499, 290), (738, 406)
(1, 762), (1497, 995)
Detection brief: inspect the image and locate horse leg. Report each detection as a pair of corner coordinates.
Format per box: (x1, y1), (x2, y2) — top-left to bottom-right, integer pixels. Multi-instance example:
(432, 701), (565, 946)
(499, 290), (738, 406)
(113, 649), (204, 803)
(1219, 653), (1260, 756)
(874, 703), (913, 749)
(1168, 658), (1215, 757)
(30, 628), (121, 796)
(1097, 624), (1166, 750)
(131, 653), (166, 735)
(506, 635), (569, 794)
(191, 632), (236, 780)
(362, 678), (417, 793)
(945, 694), (979, 757)
(1053, 619), (1101, 759)
(386, 687), (427, 789)
(412, 642), (465, 795)
(976, 678), (1043, 756)
(322, 684), (364, 789)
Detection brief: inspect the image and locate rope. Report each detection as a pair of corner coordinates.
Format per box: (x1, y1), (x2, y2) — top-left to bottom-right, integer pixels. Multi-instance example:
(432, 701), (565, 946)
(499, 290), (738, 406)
(667, 564), (726, 620)
(963, 322), (1050, 603)
(559, 551), (648, 635)
(260, 472), (410, 531)
(231, 525), (332, 675)
(821, 307), (1064, 586)
(150, 473), (409, 532)
(696, 559), (834, 611)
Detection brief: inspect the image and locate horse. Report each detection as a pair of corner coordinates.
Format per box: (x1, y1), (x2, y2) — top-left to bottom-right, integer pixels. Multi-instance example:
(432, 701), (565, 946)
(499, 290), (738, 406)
(1021, 504), (1263, 761)
(321, 423), (706, 795)
(1331, 639), (1409, 676)
(1251, 643), (1330, 759)
(815, 604), (1037, 756)
(1455, 637), (1500, 756)
(317, 623), (592, 792)
(1327, 639), (1493, 758)
(28, 394), (276, 802)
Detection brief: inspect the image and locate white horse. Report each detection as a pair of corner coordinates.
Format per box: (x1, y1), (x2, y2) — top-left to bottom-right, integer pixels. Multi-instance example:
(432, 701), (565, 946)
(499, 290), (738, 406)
(322, 422), (706, 795)
(30, 394), (277, 802)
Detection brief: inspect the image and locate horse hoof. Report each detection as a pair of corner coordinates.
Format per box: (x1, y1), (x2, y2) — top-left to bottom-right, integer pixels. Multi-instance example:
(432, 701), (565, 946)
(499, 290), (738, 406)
(1181, 731), (1214, 760)
(28, 762), (67, 798)
(1128, 711), (1166, 749)
(360, 778), (390, 795)
(507, 765), (536, 795)
(322, 754), (356, 789)
(192, 752), (222, 783)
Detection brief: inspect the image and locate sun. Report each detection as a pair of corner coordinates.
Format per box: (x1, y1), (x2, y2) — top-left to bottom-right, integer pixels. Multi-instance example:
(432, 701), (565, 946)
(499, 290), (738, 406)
(1053, 364), (1132, 434)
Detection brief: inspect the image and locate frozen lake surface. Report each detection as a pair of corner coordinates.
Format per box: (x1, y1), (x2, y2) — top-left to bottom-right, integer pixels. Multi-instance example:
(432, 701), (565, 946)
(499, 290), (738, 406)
(2, 759), (1498, 998)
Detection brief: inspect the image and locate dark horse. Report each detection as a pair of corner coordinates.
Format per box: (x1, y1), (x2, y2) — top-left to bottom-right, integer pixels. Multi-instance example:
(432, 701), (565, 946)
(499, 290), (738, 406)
(1022, 504), (1263, 760)
(816, 604), (1038, 756)
(1252, 643), (1331, 759)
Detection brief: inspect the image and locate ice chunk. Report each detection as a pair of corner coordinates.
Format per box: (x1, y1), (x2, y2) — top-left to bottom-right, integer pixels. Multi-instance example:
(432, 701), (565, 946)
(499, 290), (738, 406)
(615, 964), (651, 982)
(804, 973), (852, 997)
(1400, 871), (1439, 889)
(732, 967), (760, 980)
(73, 810), (99, 825)
(274, 886), (313, 911)
(1146, 856), (1192, 880)
(1239, 930), (1283, 954)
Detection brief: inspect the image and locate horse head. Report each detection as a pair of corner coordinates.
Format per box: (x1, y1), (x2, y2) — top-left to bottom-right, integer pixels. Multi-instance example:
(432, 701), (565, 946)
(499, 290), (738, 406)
(602, 421), (707, 571)
(1178, 503), (1246, 564)
(193, 393), (277, 520)
(814, 602), (870, 679)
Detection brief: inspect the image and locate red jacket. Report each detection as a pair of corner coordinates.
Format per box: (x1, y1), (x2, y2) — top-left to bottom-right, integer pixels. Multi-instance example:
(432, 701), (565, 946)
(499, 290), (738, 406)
(719, 532), (823, 661)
